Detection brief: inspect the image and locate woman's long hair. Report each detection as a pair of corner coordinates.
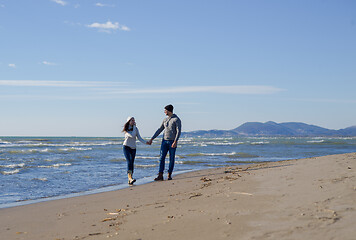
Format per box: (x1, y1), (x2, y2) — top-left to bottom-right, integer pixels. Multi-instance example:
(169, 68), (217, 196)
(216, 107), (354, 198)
(122, 120), (133, 133)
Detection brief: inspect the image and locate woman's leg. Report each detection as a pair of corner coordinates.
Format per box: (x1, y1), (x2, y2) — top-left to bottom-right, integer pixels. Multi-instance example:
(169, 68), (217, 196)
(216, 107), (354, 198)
(124, 146), (136, 184)
(123, 146), (132, 174)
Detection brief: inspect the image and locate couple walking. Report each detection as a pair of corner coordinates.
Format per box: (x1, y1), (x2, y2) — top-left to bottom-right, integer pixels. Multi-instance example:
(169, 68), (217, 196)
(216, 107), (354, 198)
(122, 104), (182, 185)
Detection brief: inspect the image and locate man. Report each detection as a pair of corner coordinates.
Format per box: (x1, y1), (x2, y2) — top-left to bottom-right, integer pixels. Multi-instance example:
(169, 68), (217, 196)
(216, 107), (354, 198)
(148, 104), (182, 181)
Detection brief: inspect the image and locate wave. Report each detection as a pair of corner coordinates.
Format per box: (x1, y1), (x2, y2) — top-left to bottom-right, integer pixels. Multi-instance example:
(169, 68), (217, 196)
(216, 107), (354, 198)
(6, 148), (51, 154)
(193, 143), (208, 147)
(32, 178), (48, 181)
(5, 147), (92, 154)
(0, 140), (11, 145)
(227, 152), (259, 158)
(185, 152), (259, 158)
(0, 163), (25, 168)
(38, 163), (72, 168)
(203, 141), (245, 146)
(178, 138), (195, 143)
(109, 158), (126, 163)
(135, 164), (156, 168)
(250, 141), (269, 145)
(302, 139), (353, 145)
(307, 140), (325, 143)
(225, 160), (267, 164)
(135, 156), (157, 159)
(58, 147), (93, 152)
(181, 160), (209, 165)
(0, 141), (121, 148)
(1, 169), (20, 175)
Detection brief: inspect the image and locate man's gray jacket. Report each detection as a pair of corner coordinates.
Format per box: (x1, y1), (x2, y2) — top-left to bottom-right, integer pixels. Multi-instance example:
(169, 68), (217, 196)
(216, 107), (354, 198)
(151, 114), (181, 142)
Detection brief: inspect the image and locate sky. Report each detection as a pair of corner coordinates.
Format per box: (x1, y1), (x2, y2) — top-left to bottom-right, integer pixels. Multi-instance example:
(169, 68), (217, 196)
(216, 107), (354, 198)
(0, 0), (355, 137)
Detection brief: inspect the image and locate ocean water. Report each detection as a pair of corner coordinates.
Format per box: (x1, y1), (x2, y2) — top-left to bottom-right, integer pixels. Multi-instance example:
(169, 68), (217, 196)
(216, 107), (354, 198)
(1, 136), (356, 208)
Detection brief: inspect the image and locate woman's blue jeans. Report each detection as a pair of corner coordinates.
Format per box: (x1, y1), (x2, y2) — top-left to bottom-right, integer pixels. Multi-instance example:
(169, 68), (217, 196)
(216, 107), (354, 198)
(123, 146), (136, 174)
(159, 140), (176, 174)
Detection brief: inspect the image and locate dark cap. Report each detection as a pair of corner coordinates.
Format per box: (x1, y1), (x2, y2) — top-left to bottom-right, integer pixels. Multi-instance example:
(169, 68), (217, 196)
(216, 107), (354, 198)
(164, 104), (174, 113)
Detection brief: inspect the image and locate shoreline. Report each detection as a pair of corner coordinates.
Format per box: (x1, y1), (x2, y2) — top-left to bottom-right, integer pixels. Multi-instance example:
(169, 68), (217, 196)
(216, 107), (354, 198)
(0, 169), (196, 209)
(1, 153), (355, 240)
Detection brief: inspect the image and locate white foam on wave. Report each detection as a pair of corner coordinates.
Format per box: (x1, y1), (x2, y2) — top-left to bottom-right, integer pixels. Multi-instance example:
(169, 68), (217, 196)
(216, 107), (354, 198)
(204, 141), (245, 146)
(59, 147), (92, 152)
(135, 164), (156, 168)
(135, 156), (157, 159)
(0, 139), (11, 145)
(251, 141), (269, 145)
(68, 141), (121, 147)
(307, 140), (325, 143)
(193, 143), (208, 147)
(1, 169), (20, 175)
(32, 178), (48, 181)
(38, 163), (72, 168)
(0, 163), (25, 168)
(187, 152), (240, 157)
(1, 141), (121, 148)
(29, 148), (50, 153)
(178, 138), (196, 144)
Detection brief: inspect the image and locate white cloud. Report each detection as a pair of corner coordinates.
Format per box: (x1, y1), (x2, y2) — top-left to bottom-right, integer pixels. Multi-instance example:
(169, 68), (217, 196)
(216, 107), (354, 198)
(1, 4), (5, 8)
(291, 98), (356, 104)
(95, 3), (115, 7)
(114, 85), (285, 95)
(8, 64), (16, 68)
(0, 81), (284, 100)
(87, 21), (130, 33)
(120, 25), (130, 31)
(51, 0), (67, 6)
(42, 61), (57, 66)
(0, 81), (283, 94)
(0, 80), (126, 88)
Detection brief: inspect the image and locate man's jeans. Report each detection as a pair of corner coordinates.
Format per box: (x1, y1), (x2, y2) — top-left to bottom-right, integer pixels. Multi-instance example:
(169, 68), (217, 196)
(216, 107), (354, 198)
(159, 140), (176, 174)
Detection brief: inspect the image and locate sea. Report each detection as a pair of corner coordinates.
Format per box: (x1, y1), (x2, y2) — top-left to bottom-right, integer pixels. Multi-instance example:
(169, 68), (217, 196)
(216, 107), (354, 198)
(1, 136), (356, 208)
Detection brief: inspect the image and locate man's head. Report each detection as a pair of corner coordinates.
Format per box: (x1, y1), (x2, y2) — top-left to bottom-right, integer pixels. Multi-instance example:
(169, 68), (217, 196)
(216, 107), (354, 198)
(164, 104), (174, 116)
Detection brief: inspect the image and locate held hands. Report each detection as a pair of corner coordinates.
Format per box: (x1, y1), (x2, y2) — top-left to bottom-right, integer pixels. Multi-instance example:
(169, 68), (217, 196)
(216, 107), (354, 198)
(145, 139), (177, 147)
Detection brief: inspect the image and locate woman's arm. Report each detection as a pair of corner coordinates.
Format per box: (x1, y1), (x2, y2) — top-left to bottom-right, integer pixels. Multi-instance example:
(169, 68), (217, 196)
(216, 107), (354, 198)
(135, 127), (147, 145)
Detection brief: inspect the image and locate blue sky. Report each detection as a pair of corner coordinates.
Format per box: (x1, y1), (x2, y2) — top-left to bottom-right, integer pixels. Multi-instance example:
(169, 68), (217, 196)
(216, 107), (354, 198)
(0, 0), (355, 137)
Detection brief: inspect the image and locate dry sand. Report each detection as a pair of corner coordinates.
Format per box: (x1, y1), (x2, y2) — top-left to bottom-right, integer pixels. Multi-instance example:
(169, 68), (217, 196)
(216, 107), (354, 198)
(1, 152), (355, 240)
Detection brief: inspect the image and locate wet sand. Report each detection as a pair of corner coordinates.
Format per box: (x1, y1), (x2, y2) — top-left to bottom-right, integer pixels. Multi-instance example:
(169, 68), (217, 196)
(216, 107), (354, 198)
(1, 152), (355, 240)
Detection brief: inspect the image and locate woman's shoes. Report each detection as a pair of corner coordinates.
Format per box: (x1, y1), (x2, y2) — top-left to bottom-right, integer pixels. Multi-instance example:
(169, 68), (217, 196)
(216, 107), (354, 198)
(128, 178), (136, 185)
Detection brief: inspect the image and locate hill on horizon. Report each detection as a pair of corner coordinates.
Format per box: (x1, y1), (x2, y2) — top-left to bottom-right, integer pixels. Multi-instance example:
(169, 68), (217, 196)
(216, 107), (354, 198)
(182, 121), (356, 137)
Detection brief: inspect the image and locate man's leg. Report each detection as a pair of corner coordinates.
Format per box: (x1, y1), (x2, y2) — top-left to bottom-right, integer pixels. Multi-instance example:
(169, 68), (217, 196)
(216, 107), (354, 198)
(155, 140), (169, 181)
(167, 141), (177, 180)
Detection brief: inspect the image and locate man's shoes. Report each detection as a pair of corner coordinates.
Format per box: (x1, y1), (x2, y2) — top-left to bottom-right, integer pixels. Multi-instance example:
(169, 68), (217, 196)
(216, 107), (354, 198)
(167, 173), (172, 180)
(154, 173), (164, 181)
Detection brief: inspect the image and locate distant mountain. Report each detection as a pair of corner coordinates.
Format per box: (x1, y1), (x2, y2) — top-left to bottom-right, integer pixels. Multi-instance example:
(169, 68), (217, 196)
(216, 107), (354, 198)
(182, 121), (356, 137)
(337, 126), (356, 136)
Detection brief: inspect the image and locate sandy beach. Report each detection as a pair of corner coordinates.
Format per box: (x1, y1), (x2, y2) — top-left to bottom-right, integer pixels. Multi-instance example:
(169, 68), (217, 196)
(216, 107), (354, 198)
(1, 152), (355, 240)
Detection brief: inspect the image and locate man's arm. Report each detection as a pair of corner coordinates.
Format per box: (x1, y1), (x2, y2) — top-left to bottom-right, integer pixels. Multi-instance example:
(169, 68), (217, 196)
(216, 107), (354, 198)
(148, 121), (165, 144)
(172, 118), (181, 148)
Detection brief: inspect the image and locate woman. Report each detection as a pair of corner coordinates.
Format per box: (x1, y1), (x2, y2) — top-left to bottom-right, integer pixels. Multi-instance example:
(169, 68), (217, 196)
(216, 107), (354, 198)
(122, 117), (148, 185)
